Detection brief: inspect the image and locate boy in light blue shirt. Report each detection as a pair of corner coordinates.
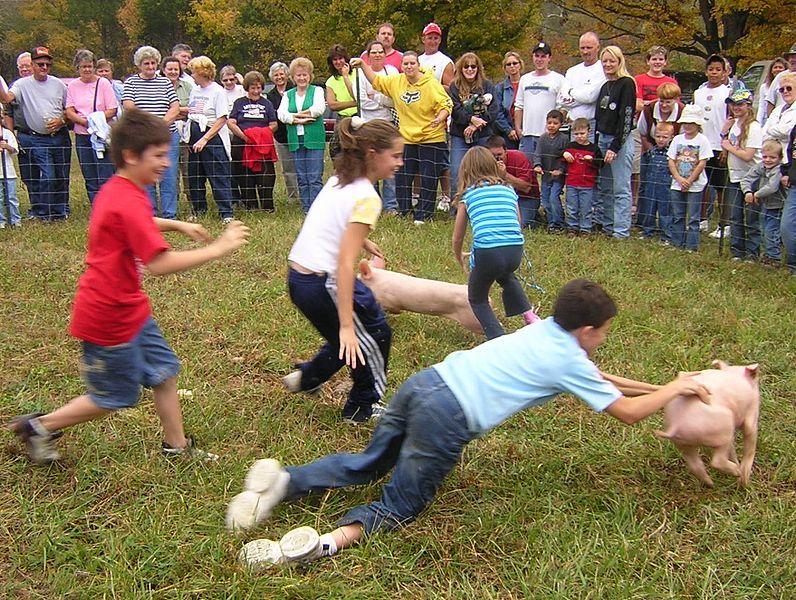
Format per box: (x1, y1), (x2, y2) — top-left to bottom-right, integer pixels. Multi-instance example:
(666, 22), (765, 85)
(226, 279), (711, 570)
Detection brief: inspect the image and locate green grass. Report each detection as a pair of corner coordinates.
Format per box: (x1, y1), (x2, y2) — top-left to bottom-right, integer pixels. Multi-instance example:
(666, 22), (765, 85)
(1, 171), (795, 598)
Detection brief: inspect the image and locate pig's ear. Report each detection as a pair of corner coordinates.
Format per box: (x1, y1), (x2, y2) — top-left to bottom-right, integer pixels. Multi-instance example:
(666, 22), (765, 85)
(358, 259), (371, 279)
(711, 359), (729, 370)
(745, 364), (759, 378)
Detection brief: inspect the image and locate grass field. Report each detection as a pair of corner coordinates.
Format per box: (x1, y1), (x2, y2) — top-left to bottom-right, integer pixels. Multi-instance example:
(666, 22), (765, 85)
(1, 172), (795, 598)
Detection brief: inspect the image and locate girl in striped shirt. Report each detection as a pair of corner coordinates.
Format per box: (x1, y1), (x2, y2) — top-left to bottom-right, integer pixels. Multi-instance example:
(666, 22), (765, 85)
(452, 146), (535, 339)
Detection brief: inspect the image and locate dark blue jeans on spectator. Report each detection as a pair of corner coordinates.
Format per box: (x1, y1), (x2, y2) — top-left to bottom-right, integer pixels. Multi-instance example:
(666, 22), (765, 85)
(187, 124), (234, 219)
(637, 148), (673, 241)
(565, 186), (595, 233)
(287, 268), (391, 418)
(518, 197), (541, 228)
(396, 142), (448, 222)
(292, 143), (324, 213)
(19, 129), (71, 220)
(450, 135), (489, 196)
(15, 133), (42, 218)
(728, 181), (761, 260)
(147, 130), (180, 219)
(285, 368), (475, 533)
(540, 178), (565, 229)
(75, 134), (115, 205)
(760, 206), (782, 261)
(670, 189), (702, 250)
(781, 186), (796, 273)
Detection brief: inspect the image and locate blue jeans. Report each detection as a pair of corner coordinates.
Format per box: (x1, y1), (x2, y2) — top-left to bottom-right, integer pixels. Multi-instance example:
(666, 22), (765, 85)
(378, 177), (398, 212)
(670, 189), (703, 250)
(15, 133), (42, 218)
(81, 318), (180, 410)
(287, 268), (391, 416)
(187, 125), (234, 219)
(760, 206), (782, 261)
(292, 145), (324, 213)
(596, 133), (634, 237)
(285, 368), (475, 533)
(637, 150), (673, 240)
(540, 178), (564, 229)
(518, 197), (540, 228)
(565, 186), (595, 232)
(396, 142), (448, 221)
(782, 186), (796, 273)
(19, 130), (71, 220)
(518, 135), (539, 166)
(0, 178), (21, 225)
(468, 245), (530, 339)
(75, 134), (115, 205)
(146, 130), (180, 219)
(450, 135), (489, 196)
(728, 182), (761, 259)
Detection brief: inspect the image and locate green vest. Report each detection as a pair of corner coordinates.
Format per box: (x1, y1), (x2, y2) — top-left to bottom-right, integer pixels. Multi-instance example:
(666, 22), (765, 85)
(286, 86), (326, 151)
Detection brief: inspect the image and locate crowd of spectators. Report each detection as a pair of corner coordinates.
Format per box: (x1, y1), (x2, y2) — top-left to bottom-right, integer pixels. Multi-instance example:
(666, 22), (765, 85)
(0, 27), (794, 273)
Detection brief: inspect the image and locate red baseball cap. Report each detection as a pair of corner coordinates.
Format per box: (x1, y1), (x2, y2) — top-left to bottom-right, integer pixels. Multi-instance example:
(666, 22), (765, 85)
(422, 23), (442, 36)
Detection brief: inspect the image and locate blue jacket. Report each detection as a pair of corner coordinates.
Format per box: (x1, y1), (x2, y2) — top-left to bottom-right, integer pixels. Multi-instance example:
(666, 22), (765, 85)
(493, 77), (517, 137)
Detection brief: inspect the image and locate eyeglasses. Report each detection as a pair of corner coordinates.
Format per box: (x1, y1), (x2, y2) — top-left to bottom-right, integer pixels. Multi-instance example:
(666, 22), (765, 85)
(779, 85), (794, 93)
(369, 50), (385, 55)
(505, 61), (520, 67)
(34, 62), (51, 68)
(221, 78), (236, 83)
(462, 64), (478, 70)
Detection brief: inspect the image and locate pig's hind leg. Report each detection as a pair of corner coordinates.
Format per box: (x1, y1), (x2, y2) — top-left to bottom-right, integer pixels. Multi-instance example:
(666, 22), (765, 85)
(673, 442), (714, 487)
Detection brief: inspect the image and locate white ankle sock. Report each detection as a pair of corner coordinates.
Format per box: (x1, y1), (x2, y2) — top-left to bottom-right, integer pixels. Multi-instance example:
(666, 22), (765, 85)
(318, 533), (338, 556)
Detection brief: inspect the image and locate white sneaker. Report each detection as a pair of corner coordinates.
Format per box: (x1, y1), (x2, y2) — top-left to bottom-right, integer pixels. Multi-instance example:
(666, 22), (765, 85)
(225, 460), (290, 532)
(238, 538), (285, 572)
(708, 225), (730, 238)
(282, 370), (321, 394)
(699, 219), (709, 232)
(413, 220), (425, 226)
(279, 526), (325, 562)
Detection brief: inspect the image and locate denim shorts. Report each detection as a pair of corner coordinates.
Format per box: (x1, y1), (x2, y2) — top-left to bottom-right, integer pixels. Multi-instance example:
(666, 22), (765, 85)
(80, 318), (181, 410)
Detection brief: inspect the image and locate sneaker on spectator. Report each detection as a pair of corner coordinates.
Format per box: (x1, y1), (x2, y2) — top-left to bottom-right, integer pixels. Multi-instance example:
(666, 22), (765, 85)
(161, 434), (218, 461)
(436, 195), (451, 211)
(9, 413), (61, 464)
(699, 219), (709, 232)
(222, 217), (234, 225)
(413, 220), (425, 226)
(708, 225), (730, 238)
(760, 256), (781, 269)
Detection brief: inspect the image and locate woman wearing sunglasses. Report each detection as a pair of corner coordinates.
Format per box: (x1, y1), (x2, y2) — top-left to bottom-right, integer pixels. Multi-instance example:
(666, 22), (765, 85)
(762, 73), (796, 147)
(448, 52), (498, 194)
(494, 52), (524, 150)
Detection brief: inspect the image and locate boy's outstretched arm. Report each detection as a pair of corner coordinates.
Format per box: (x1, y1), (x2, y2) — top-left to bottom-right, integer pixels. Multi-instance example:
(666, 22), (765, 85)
(147, 220), (250, 275)
(605, 375), (710, 425)
(599, 371), (662, 397)
(154, 217), (214, 243)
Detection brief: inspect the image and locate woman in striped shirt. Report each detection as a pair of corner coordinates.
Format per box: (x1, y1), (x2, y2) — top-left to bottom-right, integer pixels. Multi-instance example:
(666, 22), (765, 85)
(452, 146), (534, 339)
(122, 46), (181, 219)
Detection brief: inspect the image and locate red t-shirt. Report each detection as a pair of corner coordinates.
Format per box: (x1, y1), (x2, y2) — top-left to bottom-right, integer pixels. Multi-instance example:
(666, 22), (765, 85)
(70, 175), (170, 345)
(504, 149), (540, 200)
(634, 73), (678, 102)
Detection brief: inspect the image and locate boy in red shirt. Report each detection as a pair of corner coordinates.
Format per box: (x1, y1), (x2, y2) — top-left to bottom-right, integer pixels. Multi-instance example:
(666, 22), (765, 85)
(9, 108), (251, 464)
(563, 118), (603, 236)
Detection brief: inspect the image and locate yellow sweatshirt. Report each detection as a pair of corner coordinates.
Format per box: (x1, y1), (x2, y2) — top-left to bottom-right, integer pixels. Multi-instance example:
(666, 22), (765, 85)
(372, 68), (452, 144)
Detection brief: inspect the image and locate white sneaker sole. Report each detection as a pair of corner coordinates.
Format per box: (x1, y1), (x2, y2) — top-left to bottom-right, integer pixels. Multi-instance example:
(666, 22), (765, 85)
(279, 526), (321, 561)
(238, 538), (285, 572)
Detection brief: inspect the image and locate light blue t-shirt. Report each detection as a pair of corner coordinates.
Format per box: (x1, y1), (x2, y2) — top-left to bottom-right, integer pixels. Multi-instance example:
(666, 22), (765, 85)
(433, 317), (621, 435)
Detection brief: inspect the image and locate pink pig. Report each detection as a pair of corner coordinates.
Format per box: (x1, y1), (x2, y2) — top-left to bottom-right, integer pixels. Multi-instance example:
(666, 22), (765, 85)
(357, 259), (484, 334)
(655, 360), (760, 487)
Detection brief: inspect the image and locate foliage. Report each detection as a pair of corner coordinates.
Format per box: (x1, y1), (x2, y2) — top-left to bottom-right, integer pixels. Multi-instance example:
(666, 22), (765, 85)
(550, 0), (795, 67)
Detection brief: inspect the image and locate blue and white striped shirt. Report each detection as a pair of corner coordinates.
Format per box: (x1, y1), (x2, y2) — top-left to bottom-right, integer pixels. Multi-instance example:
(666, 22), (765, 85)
(122, 75), (179, 132)
(463, 183), (523, 252)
